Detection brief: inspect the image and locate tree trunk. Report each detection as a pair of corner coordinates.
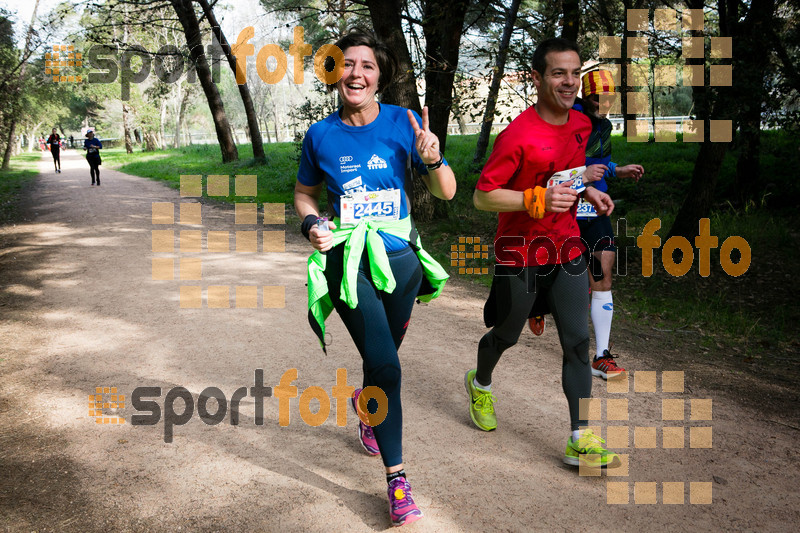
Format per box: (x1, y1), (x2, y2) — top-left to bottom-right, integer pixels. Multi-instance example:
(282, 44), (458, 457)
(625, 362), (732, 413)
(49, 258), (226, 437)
(170, 0), (238, 162)
(474, 0), (521, 164)
(667, 0), (729, 239)
(197, 0), (265, 161)
(733, 0), (775, 204)
(366, 0), (422, 113)
(122, 103), (134, 153)
(560, 0), (580, 42)
(422, 0), (469, 155)
(2, 120), (18, 170)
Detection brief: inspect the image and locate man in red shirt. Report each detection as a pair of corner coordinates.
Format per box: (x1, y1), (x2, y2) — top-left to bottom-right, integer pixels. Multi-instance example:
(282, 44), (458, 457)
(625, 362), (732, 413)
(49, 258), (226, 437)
(464, 38), (621, 469)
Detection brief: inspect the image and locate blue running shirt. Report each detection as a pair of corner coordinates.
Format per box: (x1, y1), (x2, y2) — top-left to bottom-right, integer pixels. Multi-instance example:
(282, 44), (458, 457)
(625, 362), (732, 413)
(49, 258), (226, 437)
(297, 104), (440, 251)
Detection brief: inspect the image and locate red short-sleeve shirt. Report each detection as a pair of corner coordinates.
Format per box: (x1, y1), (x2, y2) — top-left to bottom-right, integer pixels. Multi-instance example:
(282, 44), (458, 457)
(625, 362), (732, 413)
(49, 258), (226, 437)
(477, 107), (591, 267)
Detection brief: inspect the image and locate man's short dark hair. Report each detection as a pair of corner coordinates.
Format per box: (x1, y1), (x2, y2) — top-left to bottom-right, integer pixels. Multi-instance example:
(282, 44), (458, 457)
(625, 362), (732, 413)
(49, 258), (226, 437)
(532, 38), (581, 76)
(325, 28), (398, 93)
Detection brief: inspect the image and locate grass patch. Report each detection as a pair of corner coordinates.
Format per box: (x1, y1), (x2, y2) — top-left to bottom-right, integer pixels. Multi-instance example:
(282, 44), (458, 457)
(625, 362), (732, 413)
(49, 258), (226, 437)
(0, 152), (42, 224)
(102, 143), (298, 205)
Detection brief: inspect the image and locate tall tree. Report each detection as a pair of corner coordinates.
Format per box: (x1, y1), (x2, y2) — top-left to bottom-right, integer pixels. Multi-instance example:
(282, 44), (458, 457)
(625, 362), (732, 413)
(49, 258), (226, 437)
(196, 0), (265, 161)
(473, 0), (522, 164)
(169, 0), (237, 162)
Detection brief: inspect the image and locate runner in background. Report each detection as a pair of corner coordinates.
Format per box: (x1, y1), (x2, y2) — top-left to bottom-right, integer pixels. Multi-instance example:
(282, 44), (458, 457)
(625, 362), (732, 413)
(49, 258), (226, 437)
(575, 69), (644, 379)
(83, 130), (102, 186)
(465, 38), (621, 471)
(46, 128), (62, 173)
(294, 28), (455, 527)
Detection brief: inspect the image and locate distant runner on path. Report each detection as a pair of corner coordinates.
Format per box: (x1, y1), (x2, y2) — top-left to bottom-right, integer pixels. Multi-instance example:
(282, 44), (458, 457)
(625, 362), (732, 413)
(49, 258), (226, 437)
(83, 130), (103, 186)
(46, 128), (62, 173)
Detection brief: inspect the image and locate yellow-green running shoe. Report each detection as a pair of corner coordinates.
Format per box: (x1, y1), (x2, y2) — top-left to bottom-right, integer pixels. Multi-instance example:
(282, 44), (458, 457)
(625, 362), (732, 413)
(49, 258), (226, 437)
(563, 429), (621, 468)
(464, 369), (497, 431)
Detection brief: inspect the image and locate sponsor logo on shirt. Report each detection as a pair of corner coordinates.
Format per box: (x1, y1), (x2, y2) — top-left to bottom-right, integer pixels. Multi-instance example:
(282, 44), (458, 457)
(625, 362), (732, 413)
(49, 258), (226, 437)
(367, 154), (388, 170)
(340, 162), (361, 173)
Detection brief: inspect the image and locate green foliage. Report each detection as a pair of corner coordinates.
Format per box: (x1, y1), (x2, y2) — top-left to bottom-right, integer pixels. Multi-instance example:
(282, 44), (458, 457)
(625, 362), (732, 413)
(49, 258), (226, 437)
(0, 153), (39, 223)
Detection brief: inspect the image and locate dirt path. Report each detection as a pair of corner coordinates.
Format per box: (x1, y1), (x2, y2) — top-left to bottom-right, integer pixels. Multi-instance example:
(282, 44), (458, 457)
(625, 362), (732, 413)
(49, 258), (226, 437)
(1, 150), (797, 531)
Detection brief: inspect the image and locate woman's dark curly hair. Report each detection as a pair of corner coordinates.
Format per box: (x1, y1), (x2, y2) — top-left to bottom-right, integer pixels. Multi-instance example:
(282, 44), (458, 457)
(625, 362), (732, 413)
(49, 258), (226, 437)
(325, 28), (398, 94)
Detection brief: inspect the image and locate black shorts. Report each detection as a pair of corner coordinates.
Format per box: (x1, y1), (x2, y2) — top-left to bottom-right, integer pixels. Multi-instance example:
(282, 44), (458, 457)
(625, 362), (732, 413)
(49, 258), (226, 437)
(577, 215), (616, 254)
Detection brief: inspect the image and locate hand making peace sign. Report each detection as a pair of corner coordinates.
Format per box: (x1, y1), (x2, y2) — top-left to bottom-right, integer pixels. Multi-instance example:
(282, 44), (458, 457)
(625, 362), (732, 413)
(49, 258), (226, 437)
(407, 107), (441, 166)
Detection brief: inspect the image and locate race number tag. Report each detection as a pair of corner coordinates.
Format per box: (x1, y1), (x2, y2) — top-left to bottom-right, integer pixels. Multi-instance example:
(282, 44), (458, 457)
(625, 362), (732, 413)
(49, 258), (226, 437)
(547, 165), (586, 193)
(339, 189), (401, 226)
(576, 198), (598, 217)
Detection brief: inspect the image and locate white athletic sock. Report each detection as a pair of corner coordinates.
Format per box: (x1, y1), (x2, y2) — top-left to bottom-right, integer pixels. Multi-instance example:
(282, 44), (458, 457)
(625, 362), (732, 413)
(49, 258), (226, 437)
(473, 377), (491, 391)
(591, 290), (613, 360)
(572, 430), (582, 442)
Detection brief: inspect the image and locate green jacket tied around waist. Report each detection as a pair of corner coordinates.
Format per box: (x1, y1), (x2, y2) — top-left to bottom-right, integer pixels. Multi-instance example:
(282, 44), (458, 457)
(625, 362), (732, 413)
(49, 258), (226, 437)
(306, 216), (448, 353)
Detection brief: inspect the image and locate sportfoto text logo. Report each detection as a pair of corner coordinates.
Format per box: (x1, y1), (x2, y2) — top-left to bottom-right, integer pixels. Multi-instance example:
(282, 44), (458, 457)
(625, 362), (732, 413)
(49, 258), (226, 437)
(93, 369), (388, 443)
(84, 26), (343, 100)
